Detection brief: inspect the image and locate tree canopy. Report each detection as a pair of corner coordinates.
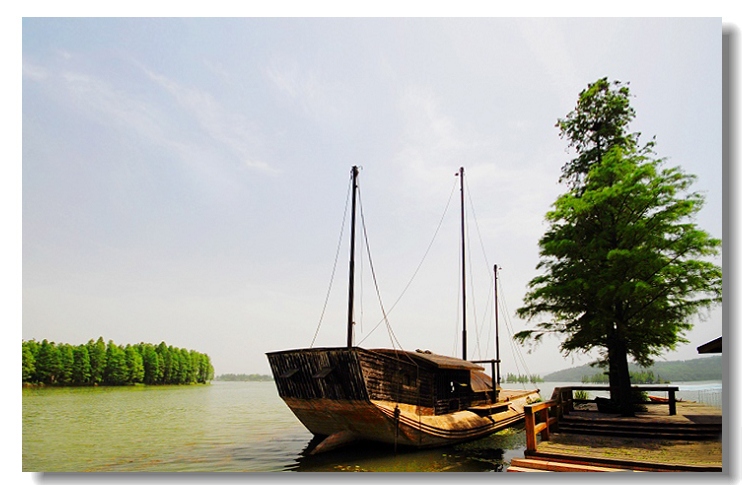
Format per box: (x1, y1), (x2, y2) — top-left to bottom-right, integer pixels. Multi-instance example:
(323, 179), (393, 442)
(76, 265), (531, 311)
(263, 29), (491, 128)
(556, 77), (640, 188)
(516, 78), (722, 415)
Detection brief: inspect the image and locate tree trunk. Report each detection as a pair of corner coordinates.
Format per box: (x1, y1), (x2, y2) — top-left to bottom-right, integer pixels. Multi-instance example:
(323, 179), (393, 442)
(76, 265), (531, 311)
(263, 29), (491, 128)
(607, 337), (635, 417)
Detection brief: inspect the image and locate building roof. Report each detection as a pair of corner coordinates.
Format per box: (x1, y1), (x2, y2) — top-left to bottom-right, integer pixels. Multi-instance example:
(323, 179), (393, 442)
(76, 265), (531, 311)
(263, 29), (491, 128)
(697, 336), (722, 354)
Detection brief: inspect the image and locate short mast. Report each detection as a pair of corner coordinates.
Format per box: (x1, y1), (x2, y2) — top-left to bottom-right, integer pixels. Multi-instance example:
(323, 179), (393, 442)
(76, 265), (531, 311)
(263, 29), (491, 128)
(459, 167), (467, 361)
(494, 264), (501, 386)
(347, 166), (359, 348)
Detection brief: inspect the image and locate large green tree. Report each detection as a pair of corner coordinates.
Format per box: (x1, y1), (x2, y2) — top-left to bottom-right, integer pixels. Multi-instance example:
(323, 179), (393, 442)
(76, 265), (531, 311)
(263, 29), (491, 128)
(516, 79), (722, 416)
(124, 344), (145, 384)
(71, 344), (92, 385)
(22, 341), (36, 382)
(87, 337), (107, 385)
(104, 340), (128, 385)
(35, 340), (62, 384)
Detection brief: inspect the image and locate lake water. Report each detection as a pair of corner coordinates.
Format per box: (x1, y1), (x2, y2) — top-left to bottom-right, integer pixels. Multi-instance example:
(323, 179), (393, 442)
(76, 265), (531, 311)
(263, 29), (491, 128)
(22, 380), (722, 473)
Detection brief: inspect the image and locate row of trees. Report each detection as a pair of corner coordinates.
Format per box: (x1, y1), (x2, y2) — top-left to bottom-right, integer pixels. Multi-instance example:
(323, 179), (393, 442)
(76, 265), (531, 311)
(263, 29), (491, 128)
(22, 337), (214, 386)
(581, 370), (669, 384)
(215, 373), (273, 382)
(503, 373), (544, 384)
(541, 356), (721, 382)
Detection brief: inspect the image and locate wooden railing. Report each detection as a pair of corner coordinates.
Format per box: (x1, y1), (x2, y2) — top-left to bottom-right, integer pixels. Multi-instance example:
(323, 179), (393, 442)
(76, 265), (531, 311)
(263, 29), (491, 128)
(524, 400), (559, 453)
(524, 385), (681, 452)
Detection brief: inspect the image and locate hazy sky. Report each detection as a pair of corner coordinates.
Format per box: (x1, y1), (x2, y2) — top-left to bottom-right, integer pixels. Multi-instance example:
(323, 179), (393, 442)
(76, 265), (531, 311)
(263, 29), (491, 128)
(21, 17), (724, 377)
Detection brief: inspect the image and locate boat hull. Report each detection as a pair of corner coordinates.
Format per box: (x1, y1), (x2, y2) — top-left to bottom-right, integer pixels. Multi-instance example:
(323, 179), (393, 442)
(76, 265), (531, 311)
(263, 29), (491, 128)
(283, 390), (539, 450)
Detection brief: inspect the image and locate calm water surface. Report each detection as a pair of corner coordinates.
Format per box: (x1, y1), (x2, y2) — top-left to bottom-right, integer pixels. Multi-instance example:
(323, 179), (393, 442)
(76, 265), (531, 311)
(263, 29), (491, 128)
(23, 380), (721, 472)
(23, 381), (528, 472)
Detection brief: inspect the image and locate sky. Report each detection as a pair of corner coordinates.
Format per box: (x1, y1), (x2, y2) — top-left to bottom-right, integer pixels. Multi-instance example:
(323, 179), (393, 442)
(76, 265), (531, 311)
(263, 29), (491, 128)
(18, 16), (727, 381)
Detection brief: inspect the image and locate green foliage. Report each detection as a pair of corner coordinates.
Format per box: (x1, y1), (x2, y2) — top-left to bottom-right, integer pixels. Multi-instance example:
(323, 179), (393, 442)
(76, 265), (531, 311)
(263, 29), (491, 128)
(517, 78), (721, 364)
(125, 345), (145, 384)
(105, 340), (128, 385)
(87, 337), (107, 385)
(215, 373), (273, 382)
(35, 339), (62, 384)
(57, 343), (75, 385)
(71, 345), (91, 385)
(581, 369), (669, 384)
(556, 77), (639, 189)
(21, 338), (214, 387)
(543, 356), (721, 382)
(516, 147), (722, 366)
(22, 341), (36, 382)
(517, 78), (722, 415)
(502, 373), (543, 384)
(573, 390), (590, 400)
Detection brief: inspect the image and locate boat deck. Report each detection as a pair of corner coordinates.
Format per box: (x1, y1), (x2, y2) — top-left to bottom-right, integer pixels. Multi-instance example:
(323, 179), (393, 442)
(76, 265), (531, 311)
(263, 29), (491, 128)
(498, 388), (541, 401)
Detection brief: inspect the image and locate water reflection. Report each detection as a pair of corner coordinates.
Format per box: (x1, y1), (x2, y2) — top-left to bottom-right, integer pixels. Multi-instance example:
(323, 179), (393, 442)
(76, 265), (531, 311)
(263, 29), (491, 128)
(286, 425), (525, 472)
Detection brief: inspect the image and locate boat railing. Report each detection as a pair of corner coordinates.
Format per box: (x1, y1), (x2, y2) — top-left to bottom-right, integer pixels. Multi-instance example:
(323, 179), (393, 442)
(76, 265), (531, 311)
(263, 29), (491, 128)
(470, 358), (501, 402)
(470, 359), (500, 380)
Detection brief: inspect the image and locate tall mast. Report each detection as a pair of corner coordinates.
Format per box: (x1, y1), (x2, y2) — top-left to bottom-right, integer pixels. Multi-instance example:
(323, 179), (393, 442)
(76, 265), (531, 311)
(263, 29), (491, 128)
(459, 167), (467, 361)
(347, 166), (359, 348)
(494, 264), (501, 386)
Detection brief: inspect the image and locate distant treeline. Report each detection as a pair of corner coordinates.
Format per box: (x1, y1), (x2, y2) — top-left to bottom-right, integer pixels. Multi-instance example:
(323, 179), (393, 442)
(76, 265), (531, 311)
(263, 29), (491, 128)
(543, 356), (722, 382)
(215, 373), (273, 382)
(581, 370), (670, 384)
(23, 337), (214, 386)
(503, 373), (544, 384)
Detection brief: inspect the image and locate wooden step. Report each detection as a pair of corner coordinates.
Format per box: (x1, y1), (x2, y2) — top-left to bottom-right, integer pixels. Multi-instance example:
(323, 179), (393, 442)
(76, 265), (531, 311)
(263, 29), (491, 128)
(557, 422), (721, 440)
(559, 422), (720, 433)
(561, 416), (721, 429)
(510, 458), (637, 472)
(526, 451), (723, 472)
(506, 465), (549, 472)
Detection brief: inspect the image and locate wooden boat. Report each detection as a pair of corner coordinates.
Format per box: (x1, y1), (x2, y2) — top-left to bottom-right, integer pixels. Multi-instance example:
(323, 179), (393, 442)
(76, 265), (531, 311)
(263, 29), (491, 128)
(267, 166), (541, 454)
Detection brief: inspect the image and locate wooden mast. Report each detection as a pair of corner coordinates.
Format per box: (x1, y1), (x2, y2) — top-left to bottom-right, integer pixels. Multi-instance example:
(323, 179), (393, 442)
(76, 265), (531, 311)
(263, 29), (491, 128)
(459, 167), (467, 361)
(347, 166), (359, 348)
(494, 264), (501, 386)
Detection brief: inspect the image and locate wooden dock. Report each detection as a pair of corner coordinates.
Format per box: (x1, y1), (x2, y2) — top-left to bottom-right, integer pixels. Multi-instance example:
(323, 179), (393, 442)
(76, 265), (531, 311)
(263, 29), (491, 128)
(510, 393), (722, 472)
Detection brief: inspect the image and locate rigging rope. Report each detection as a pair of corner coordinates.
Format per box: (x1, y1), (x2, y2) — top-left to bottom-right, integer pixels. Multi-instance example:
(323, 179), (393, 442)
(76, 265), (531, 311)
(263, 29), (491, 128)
(358, 179), (459, 347)
(497, 275), (537, 387)
(356, 185), (404, 351)
(310, 174), (352, 348)
(463, 177), (496, 361)
(461, 176), (537, 388)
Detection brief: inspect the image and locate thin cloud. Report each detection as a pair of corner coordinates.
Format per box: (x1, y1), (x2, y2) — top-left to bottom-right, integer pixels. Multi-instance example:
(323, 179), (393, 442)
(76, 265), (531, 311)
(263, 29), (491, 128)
(264, 58), (347, 126)
(144, 68), (279, 175)
(22, 61), (48, 81)
(25, 54), (278, 177)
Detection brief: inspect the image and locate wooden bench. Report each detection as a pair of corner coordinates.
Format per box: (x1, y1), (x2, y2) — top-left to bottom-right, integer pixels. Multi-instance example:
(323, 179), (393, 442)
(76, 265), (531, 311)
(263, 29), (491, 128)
(554, 385), (680, 415)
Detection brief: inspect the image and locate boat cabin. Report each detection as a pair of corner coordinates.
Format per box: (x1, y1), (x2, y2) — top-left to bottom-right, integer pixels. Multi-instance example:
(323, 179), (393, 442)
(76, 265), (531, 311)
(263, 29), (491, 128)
(267, 347), (499, 416)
